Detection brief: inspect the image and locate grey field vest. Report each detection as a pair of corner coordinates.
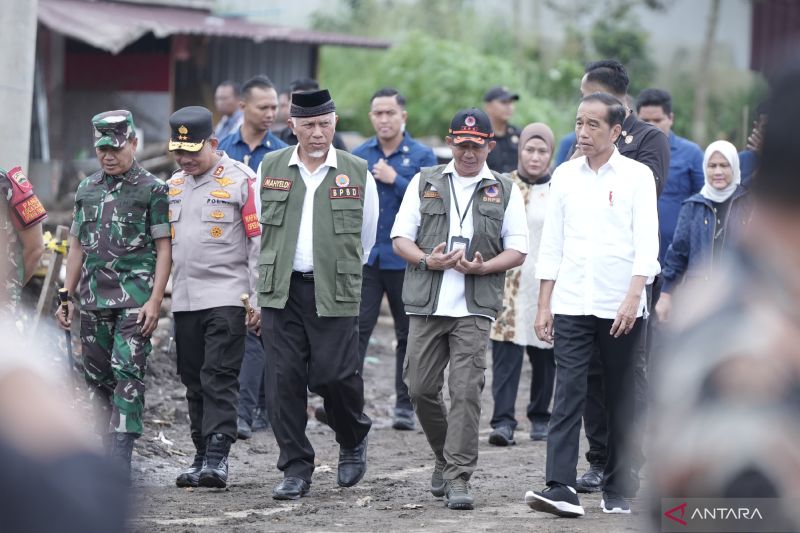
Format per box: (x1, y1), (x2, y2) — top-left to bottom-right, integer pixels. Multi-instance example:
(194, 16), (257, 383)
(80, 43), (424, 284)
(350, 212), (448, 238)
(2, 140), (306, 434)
(258, 147), (368, 317)
(401, 164), (512, 318)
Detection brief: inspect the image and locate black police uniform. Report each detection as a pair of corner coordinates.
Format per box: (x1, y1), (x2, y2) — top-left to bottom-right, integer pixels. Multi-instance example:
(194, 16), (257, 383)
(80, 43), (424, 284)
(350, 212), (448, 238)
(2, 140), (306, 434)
(485, 124), (521, 174)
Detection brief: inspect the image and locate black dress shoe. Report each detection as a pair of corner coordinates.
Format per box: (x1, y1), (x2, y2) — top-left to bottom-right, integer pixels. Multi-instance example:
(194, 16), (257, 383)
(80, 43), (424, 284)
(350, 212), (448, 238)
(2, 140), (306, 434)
(575, 463), (604, 493)
(314, 405), (328, 425)
(272, 476), (310, 500)
(530, 420), (549, 441)
(488, 424), (516, 446)
(237, 417), (252, 440)
(252, 410), (271, 432)
(337, 435), (368, 487)
(392, 409), (415, 431)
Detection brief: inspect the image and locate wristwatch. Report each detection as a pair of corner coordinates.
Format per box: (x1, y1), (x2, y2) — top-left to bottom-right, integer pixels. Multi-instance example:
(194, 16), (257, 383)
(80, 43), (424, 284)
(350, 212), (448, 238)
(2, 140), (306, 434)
(418, 255), (428, 271)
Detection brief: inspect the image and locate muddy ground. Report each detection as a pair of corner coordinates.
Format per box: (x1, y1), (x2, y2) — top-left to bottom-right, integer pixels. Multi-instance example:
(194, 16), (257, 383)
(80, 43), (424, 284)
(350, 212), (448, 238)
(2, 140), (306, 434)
(124, 305), (651, 533)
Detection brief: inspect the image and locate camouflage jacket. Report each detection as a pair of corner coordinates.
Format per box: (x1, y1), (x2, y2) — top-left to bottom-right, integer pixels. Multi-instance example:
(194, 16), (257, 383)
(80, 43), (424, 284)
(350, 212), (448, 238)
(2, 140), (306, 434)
(70, 162), (169, 309)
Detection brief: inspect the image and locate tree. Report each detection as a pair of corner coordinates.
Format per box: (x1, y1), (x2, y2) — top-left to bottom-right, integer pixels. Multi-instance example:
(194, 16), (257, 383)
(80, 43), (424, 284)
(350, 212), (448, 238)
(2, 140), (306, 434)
(692, 0), (720, 145)
(318, 33), (573, 137)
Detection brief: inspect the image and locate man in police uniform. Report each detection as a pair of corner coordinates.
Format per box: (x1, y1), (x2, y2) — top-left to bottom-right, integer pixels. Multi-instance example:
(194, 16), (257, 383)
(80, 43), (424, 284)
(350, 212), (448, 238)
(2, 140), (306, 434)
(391, 108), (528, 510)
(0, 166), (45, 317)
(56, 110), (171, 472)
(258, 89), (377, 500)
(167, 106), (261, 489)
(483, 86), (521, 173)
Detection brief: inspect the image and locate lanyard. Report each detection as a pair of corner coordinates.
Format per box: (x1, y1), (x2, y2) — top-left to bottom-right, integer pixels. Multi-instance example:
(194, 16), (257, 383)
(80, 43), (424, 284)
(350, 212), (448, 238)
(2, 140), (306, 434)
(447, 175), (480, 236)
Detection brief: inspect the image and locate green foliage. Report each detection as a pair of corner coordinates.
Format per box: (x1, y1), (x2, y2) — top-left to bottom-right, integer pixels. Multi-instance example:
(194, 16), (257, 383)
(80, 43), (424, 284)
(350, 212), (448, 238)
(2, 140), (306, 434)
(319, 33), (576, 138)
(590, 19), (656, 93)
(666, 72), (767, 148)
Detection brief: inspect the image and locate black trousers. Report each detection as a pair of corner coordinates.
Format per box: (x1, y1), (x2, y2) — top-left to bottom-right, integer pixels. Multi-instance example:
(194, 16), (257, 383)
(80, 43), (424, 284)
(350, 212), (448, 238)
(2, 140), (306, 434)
(583, 283), (657, 467)
(175, 306), (246, 441)
(489, 340), (555, 430)
(261, 275), (372, 482)
(358, 262), (412, 412)
(546, 314), (640, 495)
(237, 331), (268, 424)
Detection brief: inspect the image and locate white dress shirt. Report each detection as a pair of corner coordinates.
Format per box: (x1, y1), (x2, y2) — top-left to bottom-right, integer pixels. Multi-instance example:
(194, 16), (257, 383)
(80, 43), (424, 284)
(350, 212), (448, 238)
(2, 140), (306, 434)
(391, 160), (529, 318)
(257, 146), (378, 272)
(537, 148), (660, 319)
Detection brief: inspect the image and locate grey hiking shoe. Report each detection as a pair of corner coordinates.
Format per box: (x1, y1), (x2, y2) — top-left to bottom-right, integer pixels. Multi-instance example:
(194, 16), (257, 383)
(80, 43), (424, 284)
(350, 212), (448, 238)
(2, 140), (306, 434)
(431, 457), (447, 497)
(445, 474), (474, 510)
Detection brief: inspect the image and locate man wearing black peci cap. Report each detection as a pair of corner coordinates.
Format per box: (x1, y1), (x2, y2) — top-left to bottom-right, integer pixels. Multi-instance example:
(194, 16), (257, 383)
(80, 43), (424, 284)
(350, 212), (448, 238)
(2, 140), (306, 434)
(483, 86), (521, 173)
(276, 78), (348, 151)
(391, 108), (528, 510)
(257, 89), (378, 500)
(167, 106), (261, 490)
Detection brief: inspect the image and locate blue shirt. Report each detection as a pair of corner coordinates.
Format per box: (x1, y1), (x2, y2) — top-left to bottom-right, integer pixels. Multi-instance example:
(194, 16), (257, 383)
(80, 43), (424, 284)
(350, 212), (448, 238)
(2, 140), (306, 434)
(554, 132), (576, 167)
(353, 132), (437, 270)
(214, 110), (243, 140)
(218, 129), (288, 172)
(739, 150), (758, 187)
(658, 132), (705, 263)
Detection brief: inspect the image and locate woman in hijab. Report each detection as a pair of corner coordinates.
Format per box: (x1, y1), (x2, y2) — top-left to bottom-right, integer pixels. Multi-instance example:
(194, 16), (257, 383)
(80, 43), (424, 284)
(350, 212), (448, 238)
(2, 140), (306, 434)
(487, 123), (557, 446)
(655, 140), (753, 321)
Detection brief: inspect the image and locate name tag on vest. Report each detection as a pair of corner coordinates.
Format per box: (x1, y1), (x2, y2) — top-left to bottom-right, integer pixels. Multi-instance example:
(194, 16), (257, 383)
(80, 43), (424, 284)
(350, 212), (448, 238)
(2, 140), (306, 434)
(329, 186), (361, 199)
(423, 190), (441, 199)
(263, 178), (293, 191)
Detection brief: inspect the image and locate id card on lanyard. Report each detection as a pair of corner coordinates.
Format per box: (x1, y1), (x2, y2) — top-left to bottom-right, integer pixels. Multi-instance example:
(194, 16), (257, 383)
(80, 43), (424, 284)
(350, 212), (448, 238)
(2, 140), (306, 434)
(447, 175), (480, 259)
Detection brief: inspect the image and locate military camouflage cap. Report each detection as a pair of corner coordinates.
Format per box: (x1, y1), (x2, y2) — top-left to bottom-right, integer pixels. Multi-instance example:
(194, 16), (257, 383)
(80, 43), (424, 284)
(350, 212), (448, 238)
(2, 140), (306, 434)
(92, 110), (136, 148)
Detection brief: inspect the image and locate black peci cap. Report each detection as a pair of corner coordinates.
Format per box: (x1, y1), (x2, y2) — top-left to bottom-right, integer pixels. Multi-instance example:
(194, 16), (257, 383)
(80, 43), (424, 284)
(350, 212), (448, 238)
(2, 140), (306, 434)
(290, 89), (336, 118)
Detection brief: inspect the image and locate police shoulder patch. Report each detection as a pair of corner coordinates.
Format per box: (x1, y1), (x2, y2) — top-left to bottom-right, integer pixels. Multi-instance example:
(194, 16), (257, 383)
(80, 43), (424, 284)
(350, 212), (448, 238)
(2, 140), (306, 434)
(7, 167), (28, 186)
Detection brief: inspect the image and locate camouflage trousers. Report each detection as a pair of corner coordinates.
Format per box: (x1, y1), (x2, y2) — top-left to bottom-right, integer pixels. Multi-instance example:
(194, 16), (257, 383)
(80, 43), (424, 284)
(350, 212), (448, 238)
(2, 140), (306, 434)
(81, 308), (151, 435)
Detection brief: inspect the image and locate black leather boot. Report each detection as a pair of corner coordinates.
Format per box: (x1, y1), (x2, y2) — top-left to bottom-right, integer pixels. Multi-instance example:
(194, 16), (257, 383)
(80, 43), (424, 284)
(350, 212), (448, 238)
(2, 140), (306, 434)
(176, 434), (206, 488)
(198, 433), (232, 488)
(109, 432), (137, 473)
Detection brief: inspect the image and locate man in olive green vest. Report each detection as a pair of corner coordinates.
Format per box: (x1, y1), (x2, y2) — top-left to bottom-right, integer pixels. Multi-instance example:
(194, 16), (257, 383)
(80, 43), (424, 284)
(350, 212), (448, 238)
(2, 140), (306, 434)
(258, 89), (378, 500)
(391, 108), (528, 510)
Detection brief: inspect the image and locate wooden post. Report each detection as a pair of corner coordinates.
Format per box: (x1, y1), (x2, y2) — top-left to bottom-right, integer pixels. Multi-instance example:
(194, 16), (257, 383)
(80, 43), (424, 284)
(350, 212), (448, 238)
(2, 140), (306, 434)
(31, 224), (69, 334)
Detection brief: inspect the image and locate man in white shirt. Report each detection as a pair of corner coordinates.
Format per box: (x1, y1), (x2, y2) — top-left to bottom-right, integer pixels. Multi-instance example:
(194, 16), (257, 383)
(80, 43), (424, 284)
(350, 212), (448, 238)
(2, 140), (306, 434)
(392, 108), (528, 511)
(525, 93), (660, 517)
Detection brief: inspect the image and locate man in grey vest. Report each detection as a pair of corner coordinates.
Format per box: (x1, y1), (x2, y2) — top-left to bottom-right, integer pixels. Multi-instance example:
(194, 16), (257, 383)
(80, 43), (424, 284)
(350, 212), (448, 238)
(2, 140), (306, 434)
(258, 89), (378, 500)
(391, 108), (528, 510)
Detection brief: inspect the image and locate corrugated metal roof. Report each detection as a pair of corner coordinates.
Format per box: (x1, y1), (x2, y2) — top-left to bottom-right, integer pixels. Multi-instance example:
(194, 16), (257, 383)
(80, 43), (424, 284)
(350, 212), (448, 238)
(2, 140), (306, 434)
(38, 0), (390, 54)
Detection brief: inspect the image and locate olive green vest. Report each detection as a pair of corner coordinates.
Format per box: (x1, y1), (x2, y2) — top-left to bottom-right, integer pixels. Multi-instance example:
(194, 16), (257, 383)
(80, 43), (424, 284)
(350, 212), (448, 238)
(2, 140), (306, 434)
(401, 165), (512, 318)
(258, 147), (367, 317)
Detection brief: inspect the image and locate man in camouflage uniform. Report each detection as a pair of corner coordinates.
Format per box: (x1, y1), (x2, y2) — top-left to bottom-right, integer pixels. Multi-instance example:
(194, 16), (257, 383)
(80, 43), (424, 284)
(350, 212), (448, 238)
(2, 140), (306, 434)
(0, 166), (46, 318)
(56, 110), (172, 472)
